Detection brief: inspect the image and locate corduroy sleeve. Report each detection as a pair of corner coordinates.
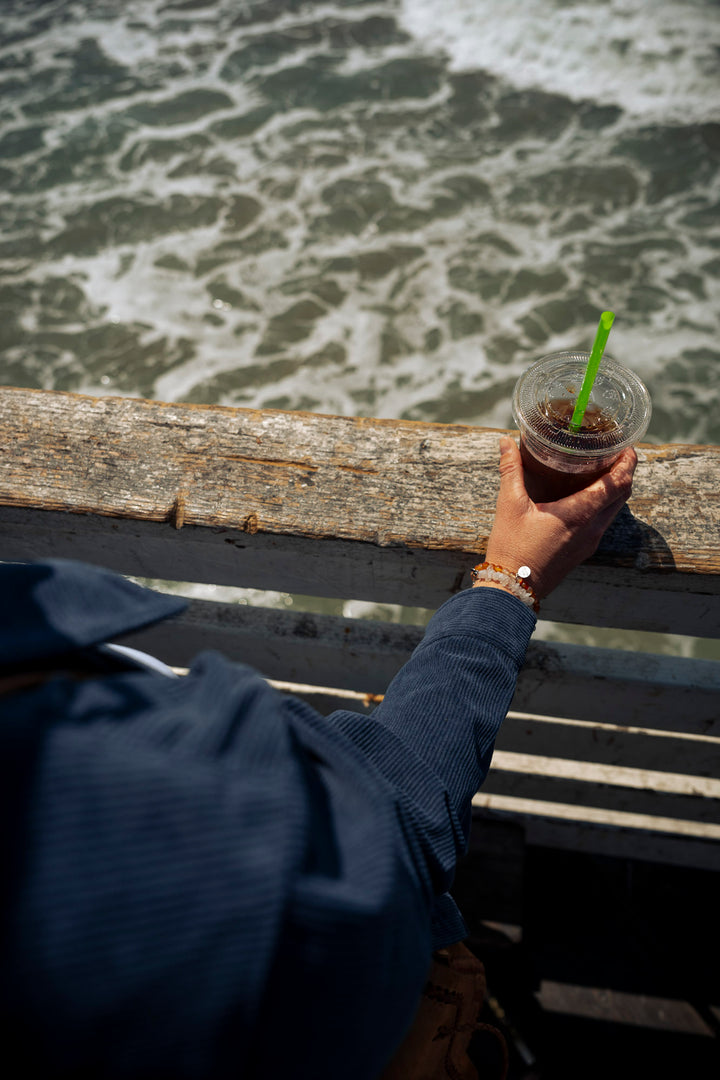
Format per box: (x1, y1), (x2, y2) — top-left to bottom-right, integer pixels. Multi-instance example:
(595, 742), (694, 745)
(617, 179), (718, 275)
(325, 587), (536, 900)
(245, 587), (536, 1078)
(373, 586), (536, 813)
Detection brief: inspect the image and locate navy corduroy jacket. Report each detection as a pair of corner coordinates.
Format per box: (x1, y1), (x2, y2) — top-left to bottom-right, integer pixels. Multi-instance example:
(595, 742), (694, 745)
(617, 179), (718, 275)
(0, 559), (535, 1079)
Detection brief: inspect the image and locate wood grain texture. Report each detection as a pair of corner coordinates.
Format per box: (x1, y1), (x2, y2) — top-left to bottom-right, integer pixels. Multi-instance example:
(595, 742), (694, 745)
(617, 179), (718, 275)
(0, 387), (503, 548)
(0, 388), (718, 627)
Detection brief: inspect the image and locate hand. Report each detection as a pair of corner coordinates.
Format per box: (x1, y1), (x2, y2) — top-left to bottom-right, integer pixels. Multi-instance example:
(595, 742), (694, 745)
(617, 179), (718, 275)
(481, 436), (637, 600)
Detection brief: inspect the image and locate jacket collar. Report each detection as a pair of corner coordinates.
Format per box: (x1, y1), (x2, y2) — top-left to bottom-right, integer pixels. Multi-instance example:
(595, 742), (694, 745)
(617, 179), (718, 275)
(0, 559), (187, 668)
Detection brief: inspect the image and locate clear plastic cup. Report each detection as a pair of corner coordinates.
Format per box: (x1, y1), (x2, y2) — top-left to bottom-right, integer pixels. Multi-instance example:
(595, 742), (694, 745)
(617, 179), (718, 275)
(512, 350), (651, 497)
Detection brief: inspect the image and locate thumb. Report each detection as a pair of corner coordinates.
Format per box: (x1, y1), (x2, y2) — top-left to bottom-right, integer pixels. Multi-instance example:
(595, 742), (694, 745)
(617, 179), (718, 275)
(497, 436), (527, 502)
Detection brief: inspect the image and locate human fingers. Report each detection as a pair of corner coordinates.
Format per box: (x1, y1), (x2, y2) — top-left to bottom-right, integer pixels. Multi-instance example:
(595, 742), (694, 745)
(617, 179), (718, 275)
(588, 490), (633, 539)
(519, 450), (637, 596)
(603, 446), (638, 497)
(549, 454), (637, 561)
(548, 489), (632, 576)
(497, 436), (529, 506)
(484, 437), (536, 580)
(545, 447), (637, 523)
(586, 447), (637, 506)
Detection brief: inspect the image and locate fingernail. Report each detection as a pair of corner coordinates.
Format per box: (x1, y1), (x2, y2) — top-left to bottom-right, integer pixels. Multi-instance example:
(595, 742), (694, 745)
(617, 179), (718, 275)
(499, 436), (514, 455)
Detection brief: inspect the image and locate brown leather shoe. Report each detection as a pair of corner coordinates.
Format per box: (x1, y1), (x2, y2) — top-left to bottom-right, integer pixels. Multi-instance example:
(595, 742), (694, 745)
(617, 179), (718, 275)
(379, 941), (508, 1080)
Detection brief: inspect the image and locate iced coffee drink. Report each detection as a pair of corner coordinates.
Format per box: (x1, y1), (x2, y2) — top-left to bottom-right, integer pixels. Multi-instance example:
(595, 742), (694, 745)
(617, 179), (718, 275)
(512, 350), (651, 499)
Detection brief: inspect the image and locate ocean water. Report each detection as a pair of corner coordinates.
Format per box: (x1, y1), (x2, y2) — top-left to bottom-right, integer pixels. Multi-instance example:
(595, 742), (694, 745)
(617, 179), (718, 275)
(1, 0), (719, 655)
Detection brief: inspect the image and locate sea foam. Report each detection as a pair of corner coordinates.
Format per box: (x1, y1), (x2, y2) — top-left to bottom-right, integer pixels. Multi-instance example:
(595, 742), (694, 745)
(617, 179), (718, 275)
(399, 0), (720, 121)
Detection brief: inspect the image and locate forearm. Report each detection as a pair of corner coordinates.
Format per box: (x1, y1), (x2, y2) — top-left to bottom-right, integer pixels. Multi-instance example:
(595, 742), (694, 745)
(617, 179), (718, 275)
(372, 587), (535, 812)
(328, 586), (535, 891)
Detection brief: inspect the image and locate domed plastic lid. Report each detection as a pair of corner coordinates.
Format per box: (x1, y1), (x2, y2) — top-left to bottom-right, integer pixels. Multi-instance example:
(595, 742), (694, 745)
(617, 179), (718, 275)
(512, 351), (652, 458)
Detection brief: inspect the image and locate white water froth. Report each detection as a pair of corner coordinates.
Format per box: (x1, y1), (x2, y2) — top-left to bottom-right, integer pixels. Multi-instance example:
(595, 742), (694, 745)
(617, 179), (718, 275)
(400, 0), (720, 119)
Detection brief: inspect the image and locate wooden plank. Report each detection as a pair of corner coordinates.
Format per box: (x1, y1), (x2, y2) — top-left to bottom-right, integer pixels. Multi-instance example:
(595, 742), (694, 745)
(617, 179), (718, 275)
(266, 682), (720, 794)
(2, 505), (718, 636)
(0, 387), (515, 550)
(489, 750), (720, 799)
(541, 568), (720, 638)
(471, 801), (720, 872)
(0, 388), (719, 633)
(478, 772), (719, 829)
(119, 599), (720, 736)
(509, 642), (720, 736)
(0, 504), (475, 606)
(534, 982), (715, 1036)
(124, 596), (422, 693)
(497, 713), (720, 776)
(0, 505), (472, 607)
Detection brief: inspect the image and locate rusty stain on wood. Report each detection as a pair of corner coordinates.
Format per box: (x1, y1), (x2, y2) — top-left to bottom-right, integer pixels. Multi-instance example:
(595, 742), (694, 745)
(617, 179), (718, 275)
(363, 692), (385, 707)
(220, 455), (319, 471)
(171, 491), (187, 530)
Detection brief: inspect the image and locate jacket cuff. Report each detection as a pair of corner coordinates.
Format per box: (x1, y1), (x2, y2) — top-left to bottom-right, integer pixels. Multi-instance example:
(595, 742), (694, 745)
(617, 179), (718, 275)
(419, 585), (537, 669)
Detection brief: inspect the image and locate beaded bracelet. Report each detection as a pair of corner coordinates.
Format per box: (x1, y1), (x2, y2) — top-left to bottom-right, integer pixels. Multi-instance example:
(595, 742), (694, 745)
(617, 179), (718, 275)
(470, 562), (540, 614)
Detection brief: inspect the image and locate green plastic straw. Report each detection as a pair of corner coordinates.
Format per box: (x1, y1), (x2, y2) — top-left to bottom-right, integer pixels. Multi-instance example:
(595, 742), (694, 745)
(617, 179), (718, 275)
(569, 311), (615, 432)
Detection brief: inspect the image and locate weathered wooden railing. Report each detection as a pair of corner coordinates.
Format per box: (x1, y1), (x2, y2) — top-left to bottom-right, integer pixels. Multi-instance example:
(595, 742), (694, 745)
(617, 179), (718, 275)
(1, 387), (718, 877)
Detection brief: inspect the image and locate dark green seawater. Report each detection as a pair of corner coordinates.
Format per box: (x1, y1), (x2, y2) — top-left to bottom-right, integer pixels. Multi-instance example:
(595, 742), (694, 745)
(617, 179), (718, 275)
(1, 0), (719, 656)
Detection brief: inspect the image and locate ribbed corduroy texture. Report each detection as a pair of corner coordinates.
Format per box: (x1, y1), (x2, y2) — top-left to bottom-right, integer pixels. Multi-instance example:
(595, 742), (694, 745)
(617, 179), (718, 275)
(0, 561), (535, 1079)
